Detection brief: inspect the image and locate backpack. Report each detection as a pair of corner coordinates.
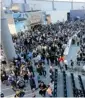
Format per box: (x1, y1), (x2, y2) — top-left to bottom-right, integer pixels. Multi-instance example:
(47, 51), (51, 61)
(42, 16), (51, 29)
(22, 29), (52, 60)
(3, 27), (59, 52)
(17, 80), (25, 88)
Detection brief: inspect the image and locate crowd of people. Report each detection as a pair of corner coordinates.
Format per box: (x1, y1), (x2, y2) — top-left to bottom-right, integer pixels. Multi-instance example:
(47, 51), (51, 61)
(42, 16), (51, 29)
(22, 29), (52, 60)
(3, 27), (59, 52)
(1, 20), (85, 97)
(77, 28), (85, 65)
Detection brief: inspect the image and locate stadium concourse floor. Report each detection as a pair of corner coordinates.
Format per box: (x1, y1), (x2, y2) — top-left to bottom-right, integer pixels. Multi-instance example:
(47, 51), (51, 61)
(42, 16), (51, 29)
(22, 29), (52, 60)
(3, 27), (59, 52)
(1, 44), (85, 97)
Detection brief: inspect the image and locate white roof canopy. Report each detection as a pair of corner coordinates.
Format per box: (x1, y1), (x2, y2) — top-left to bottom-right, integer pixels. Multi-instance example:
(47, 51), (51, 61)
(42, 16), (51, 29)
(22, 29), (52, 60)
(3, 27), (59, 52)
(3, 0), (85, 4)
(54, 0), (85, 2)
(2, 0), (85, 8)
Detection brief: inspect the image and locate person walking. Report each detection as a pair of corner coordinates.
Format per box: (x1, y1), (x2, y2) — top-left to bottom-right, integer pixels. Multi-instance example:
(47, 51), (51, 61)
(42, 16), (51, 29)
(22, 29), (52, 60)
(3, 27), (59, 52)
(46, 85), (53, 97)
(29, 75), (36, 91)
(34, 74), (38, 89)
(70, 60), (74, 69)
(39, 81), (47, 97)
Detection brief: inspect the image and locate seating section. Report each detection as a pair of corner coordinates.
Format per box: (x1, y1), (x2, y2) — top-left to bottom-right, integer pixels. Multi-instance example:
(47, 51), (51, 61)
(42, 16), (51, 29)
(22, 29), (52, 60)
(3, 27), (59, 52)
(78, 75), (85, 97)
(53, 69), (58, 97)
(53, 70), (85, 97)
(63, 71), (67, 97)
(70, 73), (76, 97)
(74, 88), (84, 97)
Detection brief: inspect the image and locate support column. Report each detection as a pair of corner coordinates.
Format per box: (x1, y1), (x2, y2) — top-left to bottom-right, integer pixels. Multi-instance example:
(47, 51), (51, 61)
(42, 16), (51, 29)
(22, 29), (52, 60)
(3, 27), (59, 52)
(24, 0), (27, 12)
(71, 0), (73, 10)
(52, 0), (55, 10)
(11, 0), (13, 8)
(1, 3), (17, 61)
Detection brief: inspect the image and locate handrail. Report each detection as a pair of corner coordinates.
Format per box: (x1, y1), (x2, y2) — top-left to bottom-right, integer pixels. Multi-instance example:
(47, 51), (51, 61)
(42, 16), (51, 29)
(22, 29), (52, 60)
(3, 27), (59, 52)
(64, 30), (80, 56)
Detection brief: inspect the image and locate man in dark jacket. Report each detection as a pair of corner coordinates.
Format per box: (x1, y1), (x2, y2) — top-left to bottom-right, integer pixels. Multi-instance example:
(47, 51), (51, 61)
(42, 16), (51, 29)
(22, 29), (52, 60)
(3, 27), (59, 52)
(39, 81), (47, 97)
(29, 75), (36, 90)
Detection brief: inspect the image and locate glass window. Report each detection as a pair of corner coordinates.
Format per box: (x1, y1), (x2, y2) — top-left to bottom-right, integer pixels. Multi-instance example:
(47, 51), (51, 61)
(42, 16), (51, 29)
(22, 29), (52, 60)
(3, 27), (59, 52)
(54, 2), (71, 11)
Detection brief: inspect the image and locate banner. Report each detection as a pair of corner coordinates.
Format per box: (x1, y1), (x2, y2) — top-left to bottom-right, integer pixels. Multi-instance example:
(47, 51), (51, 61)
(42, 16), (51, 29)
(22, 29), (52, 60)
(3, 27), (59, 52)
(29, 12), (42, 24)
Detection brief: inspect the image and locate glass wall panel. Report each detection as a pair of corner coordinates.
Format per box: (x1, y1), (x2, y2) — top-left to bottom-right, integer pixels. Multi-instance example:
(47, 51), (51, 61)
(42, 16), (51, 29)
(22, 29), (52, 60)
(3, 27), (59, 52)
(26, 1), (52, 11)
(73, 2), (85, 10)
(54, 2), (71, 11)
(12, 0), (24, 3)
(3, 0), (11, 7)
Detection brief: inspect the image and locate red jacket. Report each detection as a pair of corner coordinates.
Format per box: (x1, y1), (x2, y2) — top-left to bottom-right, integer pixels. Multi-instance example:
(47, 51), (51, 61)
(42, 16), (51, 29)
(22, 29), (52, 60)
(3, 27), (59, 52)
(58, 56), (64, 62)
